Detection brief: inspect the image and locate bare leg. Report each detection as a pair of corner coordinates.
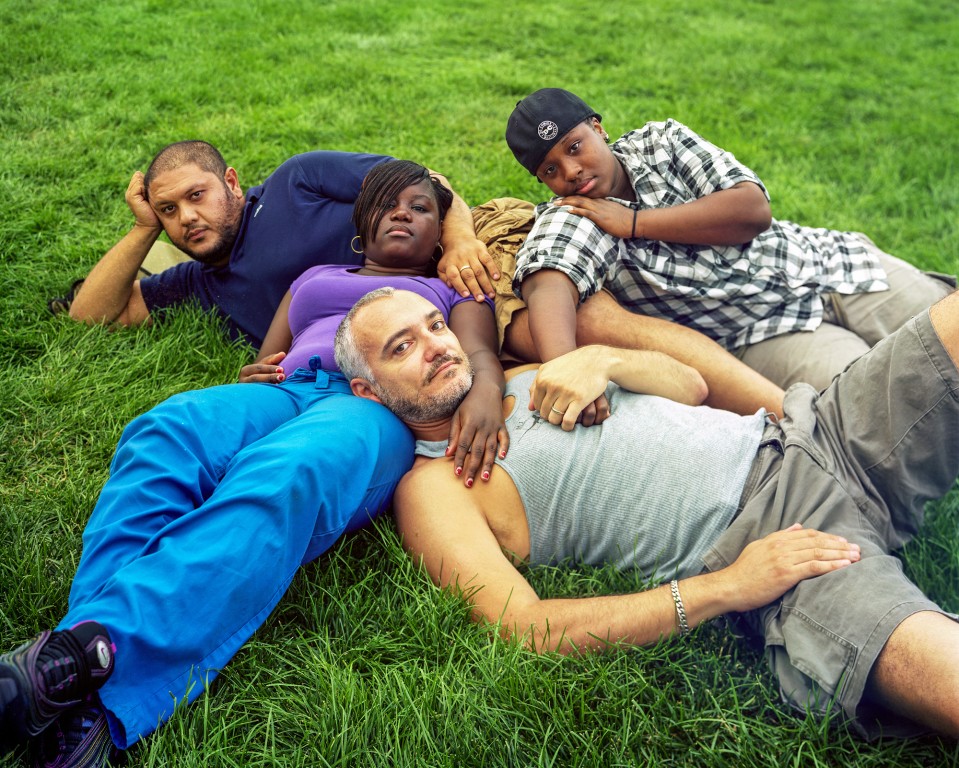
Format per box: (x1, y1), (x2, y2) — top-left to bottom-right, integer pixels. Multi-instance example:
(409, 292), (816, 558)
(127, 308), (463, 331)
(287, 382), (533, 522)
(866, 611), (959, 736)
(929, 288), (959, 369)
(505, 291), (785, 417)
(862, 291), (959, 736)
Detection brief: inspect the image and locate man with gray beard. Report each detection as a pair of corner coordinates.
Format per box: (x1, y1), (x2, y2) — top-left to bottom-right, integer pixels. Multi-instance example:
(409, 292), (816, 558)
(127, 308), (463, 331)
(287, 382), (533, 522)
(333, 286), (959, 741)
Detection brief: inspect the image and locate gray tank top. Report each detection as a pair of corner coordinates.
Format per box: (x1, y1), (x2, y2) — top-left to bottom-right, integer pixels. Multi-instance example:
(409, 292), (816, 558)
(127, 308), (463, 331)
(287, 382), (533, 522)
(416, 370), (765, 579)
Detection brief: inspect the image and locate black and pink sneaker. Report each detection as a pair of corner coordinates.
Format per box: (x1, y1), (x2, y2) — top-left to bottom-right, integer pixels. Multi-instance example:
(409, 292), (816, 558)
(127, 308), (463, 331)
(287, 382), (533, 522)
(32, 700), (121, 768)
(0, 622), (114, 755)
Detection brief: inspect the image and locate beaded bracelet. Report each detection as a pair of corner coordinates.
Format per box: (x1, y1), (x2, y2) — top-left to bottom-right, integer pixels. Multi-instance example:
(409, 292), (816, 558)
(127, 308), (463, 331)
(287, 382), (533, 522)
(669, 579), (690, 637)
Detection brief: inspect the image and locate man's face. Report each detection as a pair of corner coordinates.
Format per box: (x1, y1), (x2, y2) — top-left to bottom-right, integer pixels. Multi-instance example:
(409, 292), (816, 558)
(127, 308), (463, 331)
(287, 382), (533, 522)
(535, 118), (622, 198)
(353, 292), (473, 423)
(148, 164), (245, 266)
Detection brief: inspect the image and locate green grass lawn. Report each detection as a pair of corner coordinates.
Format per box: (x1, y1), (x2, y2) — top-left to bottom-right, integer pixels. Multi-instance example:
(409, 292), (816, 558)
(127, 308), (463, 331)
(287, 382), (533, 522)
(2, 0), (958, 765)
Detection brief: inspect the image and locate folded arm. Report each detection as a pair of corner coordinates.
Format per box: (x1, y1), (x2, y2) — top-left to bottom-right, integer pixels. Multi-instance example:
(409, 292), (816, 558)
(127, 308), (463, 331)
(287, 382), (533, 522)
(559, 181), (771, 246)
(69, 171), (158, 327)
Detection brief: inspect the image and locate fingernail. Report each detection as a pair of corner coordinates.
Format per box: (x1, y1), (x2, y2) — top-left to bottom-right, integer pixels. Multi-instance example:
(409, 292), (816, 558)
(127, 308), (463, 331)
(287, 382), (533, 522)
(466, 478), (474, 488)
(455, 467), (462, 476)
(499, 450), (506, 458)
(482, 471), (490, 481)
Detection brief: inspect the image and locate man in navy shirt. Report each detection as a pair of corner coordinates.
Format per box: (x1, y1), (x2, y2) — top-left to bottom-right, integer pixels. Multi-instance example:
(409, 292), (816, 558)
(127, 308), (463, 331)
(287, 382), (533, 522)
(68, 141), (495, 349)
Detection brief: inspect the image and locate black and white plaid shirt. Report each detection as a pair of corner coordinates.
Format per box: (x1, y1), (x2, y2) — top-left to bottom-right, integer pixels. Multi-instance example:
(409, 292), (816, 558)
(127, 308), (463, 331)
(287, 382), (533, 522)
(512, 119), (888, 350)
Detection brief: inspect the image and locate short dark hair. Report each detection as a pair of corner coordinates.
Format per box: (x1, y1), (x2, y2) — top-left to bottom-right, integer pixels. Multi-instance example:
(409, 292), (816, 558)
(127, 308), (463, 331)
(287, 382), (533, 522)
(351, 160), (454, 250)
(144, 140), (228, 198)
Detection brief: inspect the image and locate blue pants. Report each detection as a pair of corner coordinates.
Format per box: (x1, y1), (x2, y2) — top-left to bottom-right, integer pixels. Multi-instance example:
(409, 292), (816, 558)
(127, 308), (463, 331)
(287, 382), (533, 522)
(58, 368), (413, 748)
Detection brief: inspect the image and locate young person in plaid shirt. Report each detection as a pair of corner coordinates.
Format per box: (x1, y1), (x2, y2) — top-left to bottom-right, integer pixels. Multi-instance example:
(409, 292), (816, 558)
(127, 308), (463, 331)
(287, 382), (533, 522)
(504, 88), (953, 421)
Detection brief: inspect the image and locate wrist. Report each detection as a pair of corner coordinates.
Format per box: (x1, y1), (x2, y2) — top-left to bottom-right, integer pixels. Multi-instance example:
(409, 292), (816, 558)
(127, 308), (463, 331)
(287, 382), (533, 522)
(132, 221), (162, 237)
(682, 571), (741, 628)
(467, 374), (504, 398)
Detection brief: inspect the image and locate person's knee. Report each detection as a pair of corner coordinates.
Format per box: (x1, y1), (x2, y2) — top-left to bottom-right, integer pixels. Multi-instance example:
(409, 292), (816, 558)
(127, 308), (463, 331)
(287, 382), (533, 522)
(929, 290), (959, 370)
(868, 611), (959, 737)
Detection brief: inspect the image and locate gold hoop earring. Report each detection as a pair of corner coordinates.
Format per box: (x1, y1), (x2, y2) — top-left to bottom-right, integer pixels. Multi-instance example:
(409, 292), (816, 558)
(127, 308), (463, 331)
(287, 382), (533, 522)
(432, 243), (444, 262)
(351, 235), (364, 255)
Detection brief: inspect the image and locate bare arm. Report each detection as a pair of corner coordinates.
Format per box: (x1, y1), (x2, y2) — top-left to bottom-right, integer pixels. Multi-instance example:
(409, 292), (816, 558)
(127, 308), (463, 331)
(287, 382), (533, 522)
(559, 182), (772, 246)
(521, 269), (580, 363)
(395, 465), (860, 655)
(69, 171), (159, 327)
(575, 291), (785, 418)
(521, 270), (610, 426)
(447, 301), (509, 485)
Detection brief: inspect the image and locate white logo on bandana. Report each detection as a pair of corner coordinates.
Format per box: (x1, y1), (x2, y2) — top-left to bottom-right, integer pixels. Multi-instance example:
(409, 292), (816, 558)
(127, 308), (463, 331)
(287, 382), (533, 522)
(537, 121), (558, 141)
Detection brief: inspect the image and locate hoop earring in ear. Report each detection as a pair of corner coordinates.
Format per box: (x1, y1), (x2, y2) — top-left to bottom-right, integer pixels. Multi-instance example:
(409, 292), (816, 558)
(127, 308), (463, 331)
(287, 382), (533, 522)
(432, 243), (444, 262)
(351, 235), (364, 255)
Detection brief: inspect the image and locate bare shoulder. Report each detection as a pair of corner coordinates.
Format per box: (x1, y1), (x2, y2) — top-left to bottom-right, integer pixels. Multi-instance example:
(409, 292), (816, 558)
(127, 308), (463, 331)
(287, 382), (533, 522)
(395, 457), (460, 521)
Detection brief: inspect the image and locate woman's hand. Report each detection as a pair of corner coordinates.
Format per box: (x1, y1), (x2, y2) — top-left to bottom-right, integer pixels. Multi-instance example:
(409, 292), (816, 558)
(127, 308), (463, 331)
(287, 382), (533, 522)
(437, 237), (499, 301)
(238, 351), (286, 384)
(447, 378), (509, 487)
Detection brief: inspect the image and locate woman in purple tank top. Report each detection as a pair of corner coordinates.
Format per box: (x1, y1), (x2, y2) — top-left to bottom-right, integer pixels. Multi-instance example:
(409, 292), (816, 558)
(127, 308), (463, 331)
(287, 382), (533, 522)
(239, 159), (508, 484)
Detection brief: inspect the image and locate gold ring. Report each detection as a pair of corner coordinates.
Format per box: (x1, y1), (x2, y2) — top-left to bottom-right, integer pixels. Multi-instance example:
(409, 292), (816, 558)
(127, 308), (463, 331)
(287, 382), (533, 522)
(459, 265), (474, 272)
(550, 406), (565, 415)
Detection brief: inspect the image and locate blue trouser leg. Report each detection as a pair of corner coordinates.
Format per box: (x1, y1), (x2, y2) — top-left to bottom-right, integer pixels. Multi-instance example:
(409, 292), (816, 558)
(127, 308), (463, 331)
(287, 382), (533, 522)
(59, 375), (413, 748)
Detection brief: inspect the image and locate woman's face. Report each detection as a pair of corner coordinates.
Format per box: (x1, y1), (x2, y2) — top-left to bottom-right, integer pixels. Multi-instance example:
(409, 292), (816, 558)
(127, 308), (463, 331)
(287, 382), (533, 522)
(535, 118), (626, 199)
(363, 179), (442, 271)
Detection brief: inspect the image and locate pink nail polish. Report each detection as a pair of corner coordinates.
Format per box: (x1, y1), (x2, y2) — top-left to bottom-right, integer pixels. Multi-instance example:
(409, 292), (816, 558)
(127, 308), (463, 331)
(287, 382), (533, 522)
(455, 467), (462, 476)
(466, 478), (474, 488)
(482, 471), (490, 481)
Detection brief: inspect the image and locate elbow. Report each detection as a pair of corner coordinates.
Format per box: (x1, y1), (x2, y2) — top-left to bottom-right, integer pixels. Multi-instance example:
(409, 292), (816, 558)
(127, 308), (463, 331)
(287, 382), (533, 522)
(67, 302), (103, 325)
(736, 208), (771, 244)
(512, 625), (578, 656)
(67, 305), (88, 323)
(68, 305), (127, 327)
(503, 608), (593, 656)
(743, 191), (772, 240)
(729, 183), (771, 243)
(690, 374), (709, 406)
(749, 206), (772, 239)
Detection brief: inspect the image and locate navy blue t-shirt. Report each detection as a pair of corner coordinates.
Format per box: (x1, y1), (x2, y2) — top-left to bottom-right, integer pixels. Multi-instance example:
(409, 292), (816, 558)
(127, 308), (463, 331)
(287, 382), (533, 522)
(140, 150), (392, 348)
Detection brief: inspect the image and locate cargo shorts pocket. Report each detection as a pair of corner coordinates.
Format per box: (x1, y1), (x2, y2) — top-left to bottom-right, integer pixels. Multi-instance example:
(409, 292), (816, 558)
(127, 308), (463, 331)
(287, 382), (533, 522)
(764, 604), (856, 717)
